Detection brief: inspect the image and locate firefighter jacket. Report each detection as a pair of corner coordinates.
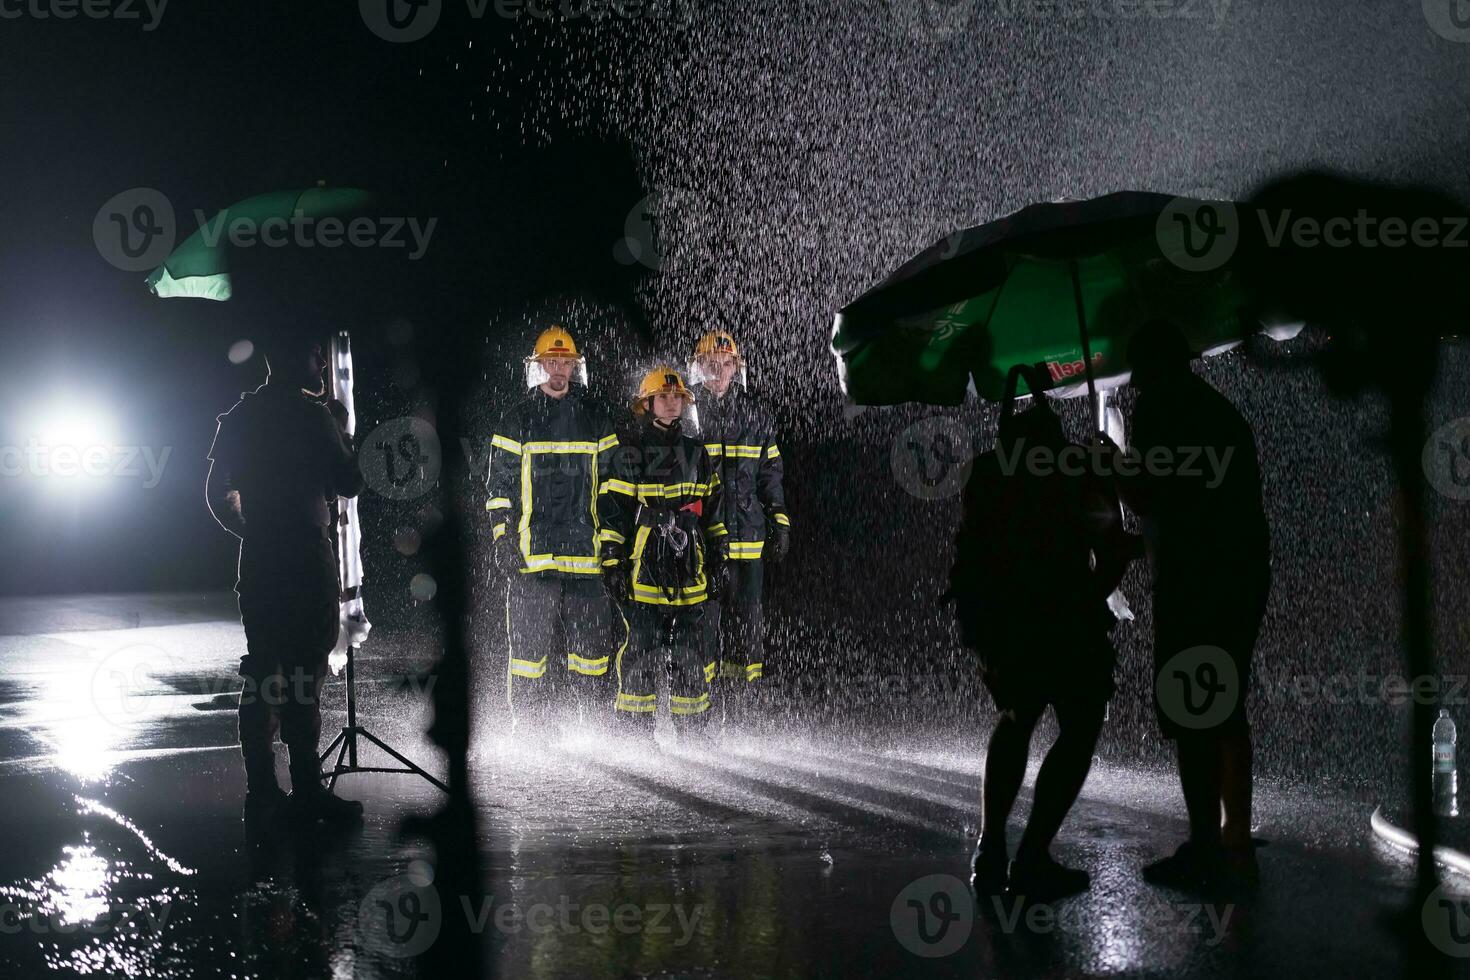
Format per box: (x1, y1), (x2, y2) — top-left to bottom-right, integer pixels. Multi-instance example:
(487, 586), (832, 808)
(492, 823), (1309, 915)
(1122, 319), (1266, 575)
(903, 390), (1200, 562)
(486, 387), (621, 576)
(695, 386), (789, 560)
(600, 416), (728, 606)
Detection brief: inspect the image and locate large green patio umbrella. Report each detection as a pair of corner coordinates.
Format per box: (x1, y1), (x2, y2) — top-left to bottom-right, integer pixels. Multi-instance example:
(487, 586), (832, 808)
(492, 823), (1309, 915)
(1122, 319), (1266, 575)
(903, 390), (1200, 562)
(830, 191), (1300, 413)
(145, 186), (376, 301)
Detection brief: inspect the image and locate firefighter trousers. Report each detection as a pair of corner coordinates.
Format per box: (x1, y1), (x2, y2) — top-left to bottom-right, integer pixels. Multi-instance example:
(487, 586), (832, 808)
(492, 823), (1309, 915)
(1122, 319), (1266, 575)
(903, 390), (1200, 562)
(617, 603), (714, 730)
(506, 573), (615, 717)
(706, 557), (765, 684)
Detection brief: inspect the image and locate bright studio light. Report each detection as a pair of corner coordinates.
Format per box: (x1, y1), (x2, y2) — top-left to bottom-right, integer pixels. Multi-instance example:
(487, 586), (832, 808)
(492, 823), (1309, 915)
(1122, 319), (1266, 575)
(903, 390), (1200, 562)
(29, 407), (116, 451)
(7, 403), (122, 489)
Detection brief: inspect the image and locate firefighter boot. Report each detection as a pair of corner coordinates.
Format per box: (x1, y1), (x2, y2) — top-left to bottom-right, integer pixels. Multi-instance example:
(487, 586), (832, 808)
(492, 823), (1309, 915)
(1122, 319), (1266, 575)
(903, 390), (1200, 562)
(614, 707), (657, 750)
(721, 676), (758, 730)
(672, 704), (715, 749)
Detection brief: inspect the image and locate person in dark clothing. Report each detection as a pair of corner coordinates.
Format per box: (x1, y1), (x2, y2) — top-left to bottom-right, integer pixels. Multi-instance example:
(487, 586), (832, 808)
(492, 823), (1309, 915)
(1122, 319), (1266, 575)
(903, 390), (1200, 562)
(1107, 320), (1271, 890)
(687, 330), (790, 725)
(601, 366), (728, 745)
(950, 364), (1137, 899)
(206, 333), (365, 824)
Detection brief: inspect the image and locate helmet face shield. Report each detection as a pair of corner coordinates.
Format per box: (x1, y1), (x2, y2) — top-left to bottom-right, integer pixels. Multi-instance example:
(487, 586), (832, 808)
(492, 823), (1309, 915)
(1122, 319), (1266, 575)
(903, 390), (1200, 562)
(687, 352), (747, 390)
(525, 353), (588, 389)
(689, 330), (747, 391)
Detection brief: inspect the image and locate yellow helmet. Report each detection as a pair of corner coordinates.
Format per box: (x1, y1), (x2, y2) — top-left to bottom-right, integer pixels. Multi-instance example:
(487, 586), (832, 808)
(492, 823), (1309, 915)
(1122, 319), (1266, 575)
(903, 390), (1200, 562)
(688, 329), (748, 388)
(693, 330), (740, 360)
(524, 326), (587, 388)
(532, 325), (578, 359)
(632, 365), (695, 413)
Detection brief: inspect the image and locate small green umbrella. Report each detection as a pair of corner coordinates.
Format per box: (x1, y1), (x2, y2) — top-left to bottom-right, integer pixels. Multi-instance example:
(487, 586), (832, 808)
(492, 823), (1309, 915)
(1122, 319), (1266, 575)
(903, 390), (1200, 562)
(831, 191), (1299, 412)
(146, 186), (376, 301)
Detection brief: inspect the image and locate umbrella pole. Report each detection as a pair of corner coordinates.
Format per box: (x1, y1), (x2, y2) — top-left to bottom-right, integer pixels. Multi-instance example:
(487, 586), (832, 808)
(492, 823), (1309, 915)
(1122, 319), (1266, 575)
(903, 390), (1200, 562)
(1069, 259), (1101, 432)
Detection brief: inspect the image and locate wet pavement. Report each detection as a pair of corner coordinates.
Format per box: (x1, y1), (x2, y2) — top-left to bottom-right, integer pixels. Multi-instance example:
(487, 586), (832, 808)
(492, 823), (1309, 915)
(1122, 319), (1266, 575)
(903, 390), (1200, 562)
(0, 593), (1459, 978)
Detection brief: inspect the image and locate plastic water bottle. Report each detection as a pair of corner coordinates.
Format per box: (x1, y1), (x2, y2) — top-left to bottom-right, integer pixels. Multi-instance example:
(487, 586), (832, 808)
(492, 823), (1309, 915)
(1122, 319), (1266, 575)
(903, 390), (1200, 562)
(1434, 709), (1459, 818)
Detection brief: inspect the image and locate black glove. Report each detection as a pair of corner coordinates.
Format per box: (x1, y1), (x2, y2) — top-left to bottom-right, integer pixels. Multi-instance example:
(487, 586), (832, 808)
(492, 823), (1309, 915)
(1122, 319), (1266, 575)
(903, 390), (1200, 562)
(601, 543), (630, 601)
(705, 542), (729, 601)
(766, 523), (790, 564)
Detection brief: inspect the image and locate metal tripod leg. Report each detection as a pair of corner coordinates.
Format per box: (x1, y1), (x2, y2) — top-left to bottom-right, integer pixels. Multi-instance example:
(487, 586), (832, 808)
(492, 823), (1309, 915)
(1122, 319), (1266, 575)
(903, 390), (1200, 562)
(318, 644), (448, 794)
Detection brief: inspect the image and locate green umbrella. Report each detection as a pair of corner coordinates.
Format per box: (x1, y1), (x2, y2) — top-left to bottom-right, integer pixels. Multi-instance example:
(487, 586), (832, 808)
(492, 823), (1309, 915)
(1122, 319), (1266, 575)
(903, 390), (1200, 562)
(145, 186), (376, 301)
(831, 191), (1299, 412)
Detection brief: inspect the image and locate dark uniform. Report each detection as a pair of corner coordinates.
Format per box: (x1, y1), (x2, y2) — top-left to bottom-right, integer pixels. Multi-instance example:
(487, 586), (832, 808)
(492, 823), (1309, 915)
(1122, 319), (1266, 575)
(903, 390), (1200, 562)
(486, 387), (622, 718)
(696, 386), (788, 687)
(208, 382), (362, 796)
(602, 416), (728, 732)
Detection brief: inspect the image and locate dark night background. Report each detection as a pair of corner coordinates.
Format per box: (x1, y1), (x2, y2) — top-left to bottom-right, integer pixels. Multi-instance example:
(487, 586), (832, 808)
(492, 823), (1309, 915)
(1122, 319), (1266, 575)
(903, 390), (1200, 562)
(2, 0), (1469, 793)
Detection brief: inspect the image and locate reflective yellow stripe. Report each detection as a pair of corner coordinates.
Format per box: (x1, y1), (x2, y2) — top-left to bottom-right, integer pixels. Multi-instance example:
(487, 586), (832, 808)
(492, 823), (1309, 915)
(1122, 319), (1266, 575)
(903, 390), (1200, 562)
(523, 440), (599, 453)
(616, 692), (657, 713)
(568, 653), (609, 676)
(631, 585), (708, 606)
(718, 660), (745, 680)
(636, 481), (714, 498)
(703, 443), (723, 457)
(598, 528), (626, 545)
(486, 496), (512, 511)
(519, 451), (533, 563)
(510, 656), (547, 678)
(746, 662), (763, 681)
(601, 479), (637, 496)
(725, 444), (763, 458)
(707, 523), (728, 538)
(670, 692), (711, 715)
(520, 554), (602, 575)
(597, 434), (619, 452)
(589, 444), (600, 533)
(631, 582), (707, 597)
(703, 661), (717, 683)
(771, 512), (791, 527)
(612, 606), (634, 714)
(492, 523), (507, 541)
(728, 540), (763, 558)
(766, 444), (781, 460)
(504, 579), (514, 709)
(492, 434), (522, 455)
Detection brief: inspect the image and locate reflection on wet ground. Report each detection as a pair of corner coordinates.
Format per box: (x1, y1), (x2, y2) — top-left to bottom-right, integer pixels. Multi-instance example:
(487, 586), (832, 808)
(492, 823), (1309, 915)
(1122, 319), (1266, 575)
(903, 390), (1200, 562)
(0, 594), (1454, 978)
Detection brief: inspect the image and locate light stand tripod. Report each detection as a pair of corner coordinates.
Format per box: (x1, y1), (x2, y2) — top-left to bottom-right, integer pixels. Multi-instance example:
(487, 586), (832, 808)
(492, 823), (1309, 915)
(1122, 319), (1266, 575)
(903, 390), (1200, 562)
(319, 637), (448, 793)
(317, 328), (447, 794)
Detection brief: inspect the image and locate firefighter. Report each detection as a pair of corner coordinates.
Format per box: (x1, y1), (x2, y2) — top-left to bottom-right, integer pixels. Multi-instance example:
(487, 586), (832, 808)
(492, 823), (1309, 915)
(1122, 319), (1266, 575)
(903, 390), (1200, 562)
(600, 366), (728, 743)
(687, 330), (789, 723)
(485, 326), (622, 731)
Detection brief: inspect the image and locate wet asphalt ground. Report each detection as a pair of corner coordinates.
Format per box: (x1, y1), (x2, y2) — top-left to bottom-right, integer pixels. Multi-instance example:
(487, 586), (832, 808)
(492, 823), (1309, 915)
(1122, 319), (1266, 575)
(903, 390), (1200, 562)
(0, 592), (1461, 979)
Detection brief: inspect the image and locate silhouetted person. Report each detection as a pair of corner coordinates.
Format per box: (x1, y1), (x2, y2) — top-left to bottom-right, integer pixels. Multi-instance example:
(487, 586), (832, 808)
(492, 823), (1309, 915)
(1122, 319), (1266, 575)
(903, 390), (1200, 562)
(950, 365), (1137, 900)
(1110, 320), (1270, 890)
(206, 332), (366, 825)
